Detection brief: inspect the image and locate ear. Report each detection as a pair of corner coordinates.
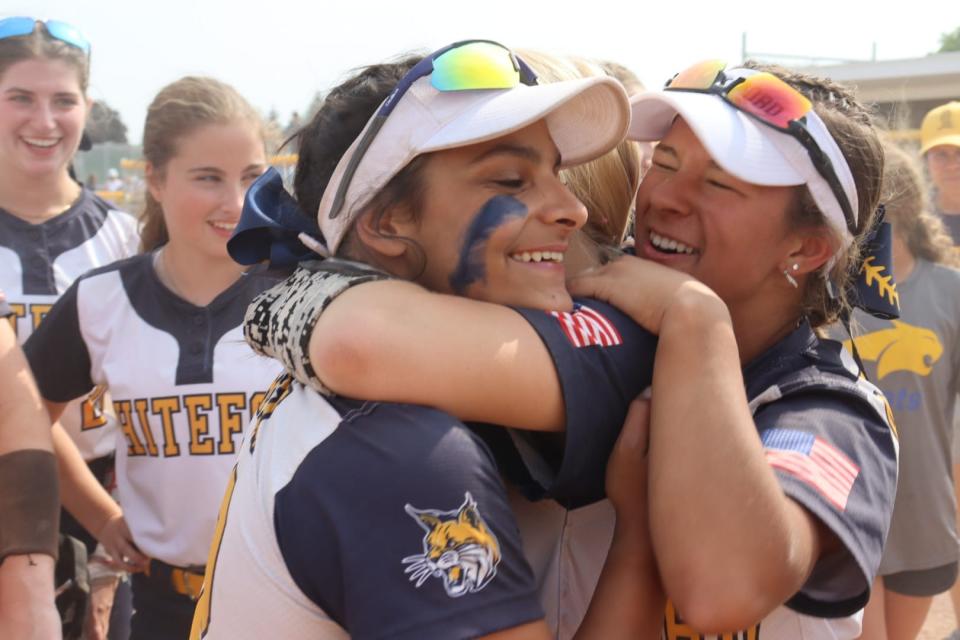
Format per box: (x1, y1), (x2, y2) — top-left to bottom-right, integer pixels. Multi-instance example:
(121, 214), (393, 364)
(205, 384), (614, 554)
(144, 161), (165, 203)
(416, 513), (442, 530)
(783, 227), (835, 277)
(353, 205), (415, 259)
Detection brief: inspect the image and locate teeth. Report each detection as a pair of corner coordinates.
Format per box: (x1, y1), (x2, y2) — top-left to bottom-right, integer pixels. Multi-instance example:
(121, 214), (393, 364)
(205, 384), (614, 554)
(650, 231), (696, 255)
(511, 251), (564, 263)
(210, 221), (237, 231)
(24, 137), (58, 148)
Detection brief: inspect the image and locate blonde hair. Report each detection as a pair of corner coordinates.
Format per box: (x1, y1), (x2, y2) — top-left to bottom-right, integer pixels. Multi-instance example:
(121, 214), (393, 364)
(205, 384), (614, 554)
(0, 21), (89, 92)
(140, 76), (264, 251)
(517, 50), (642, 252)
(881, 140), (959, 267)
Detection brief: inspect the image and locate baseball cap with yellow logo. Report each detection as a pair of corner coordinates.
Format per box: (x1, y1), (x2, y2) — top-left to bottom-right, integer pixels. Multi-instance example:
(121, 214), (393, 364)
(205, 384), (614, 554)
(921, 101), (960, 154)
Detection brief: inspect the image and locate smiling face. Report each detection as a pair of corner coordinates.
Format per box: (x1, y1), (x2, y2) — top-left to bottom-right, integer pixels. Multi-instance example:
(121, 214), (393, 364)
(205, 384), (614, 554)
(391, 120), (588, 311)
(0, 57), (88, 180)
(634, 118), (803, 309)
(147, 121), (266, 260)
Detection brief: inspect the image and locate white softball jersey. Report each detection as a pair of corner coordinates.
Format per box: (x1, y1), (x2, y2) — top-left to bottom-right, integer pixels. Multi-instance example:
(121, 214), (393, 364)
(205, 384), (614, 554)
(24, 252), (282, 566)
(0, 189), (139, 460)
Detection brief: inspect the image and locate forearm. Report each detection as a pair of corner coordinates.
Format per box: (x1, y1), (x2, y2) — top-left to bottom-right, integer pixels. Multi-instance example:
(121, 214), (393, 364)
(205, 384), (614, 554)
(311, 281), (566, 430)
(53, 422), (121, 538)
(648, 295), (814, 630)
(0, 553), (61, 640)
(575, 519), (663, 639)
(0, 325), (53, 455)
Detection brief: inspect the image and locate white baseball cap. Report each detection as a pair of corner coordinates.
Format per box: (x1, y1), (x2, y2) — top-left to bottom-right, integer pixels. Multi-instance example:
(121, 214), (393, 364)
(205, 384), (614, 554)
(317, 67), (631, 255)
(628, 67), (859, 251)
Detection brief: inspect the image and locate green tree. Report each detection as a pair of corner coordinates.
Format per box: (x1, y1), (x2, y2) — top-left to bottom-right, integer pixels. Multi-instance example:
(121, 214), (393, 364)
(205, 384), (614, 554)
(940, 26), (960, 52)
(85, 100), (128, 144)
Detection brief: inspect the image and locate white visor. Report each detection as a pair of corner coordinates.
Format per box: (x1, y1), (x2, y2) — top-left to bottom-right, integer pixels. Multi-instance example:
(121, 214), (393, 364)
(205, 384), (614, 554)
(628, 68), (858, 253)
(318, 74), (631, 254)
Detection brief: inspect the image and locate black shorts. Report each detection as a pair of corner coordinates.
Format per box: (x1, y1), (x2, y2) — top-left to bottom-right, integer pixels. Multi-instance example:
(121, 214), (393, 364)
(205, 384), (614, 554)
(883, 561), (959, 597)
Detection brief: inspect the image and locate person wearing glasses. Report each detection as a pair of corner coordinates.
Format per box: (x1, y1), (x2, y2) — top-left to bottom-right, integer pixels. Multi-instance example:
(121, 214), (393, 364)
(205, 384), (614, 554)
(191, 41), (667, 640)
(921, 102), (960, 247)
(242, 58), (898, 639)
(0, 17), (141, 639)
(24, 76), (281, 640)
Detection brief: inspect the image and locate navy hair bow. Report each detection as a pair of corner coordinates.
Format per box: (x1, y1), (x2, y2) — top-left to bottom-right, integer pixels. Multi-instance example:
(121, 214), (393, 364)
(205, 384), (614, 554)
(227, 167), (324, 267)
(846, 205), (900, 320)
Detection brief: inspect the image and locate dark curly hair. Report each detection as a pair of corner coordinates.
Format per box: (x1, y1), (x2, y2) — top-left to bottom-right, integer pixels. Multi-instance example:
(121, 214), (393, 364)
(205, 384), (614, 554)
(743, 61), (885, 328)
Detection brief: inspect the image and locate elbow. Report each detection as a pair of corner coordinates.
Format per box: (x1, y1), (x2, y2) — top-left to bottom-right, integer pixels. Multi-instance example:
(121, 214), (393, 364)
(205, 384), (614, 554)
(663, 550), (806, 633)
(310, 312), (381, 396)
(668, 581), (773, 634)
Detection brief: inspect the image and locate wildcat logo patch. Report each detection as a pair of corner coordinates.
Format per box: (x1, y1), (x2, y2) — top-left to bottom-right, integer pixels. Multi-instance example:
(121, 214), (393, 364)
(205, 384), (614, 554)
(402, 493), (502, 598)
(845, 320), (943, 379)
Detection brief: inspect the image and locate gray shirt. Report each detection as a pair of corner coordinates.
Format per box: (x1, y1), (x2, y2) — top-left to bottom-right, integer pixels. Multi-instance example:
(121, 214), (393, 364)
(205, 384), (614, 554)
(847, 258), (960, 574)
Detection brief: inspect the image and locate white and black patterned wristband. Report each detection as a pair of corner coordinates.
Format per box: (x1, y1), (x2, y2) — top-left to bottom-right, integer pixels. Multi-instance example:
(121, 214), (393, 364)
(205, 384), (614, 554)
(244, 259), (391, 394)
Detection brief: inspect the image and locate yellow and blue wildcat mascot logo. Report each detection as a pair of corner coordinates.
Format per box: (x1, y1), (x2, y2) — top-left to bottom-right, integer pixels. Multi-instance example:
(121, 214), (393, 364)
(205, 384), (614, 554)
(402, 493), (502, 598)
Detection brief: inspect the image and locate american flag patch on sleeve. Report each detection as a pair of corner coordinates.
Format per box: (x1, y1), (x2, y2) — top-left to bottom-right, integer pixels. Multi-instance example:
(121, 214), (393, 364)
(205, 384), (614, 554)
(761, 429), (860, 511)
(550, 304), (622, 348)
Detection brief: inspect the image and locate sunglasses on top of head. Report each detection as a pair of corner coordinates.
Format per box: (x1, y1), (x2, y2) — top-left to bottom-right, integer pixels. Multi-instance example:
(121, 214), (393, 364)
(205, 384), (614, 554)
(327, 39), (538, 220)
(665, 60), (856, 235)
(0, 17), (91, 55)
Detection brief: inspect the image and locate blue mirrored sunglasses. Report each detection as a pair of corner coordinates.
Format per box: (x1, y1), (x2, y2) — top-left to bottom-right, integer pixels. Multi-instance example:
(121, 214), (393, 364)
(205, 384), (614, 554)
(327, 39), (538, 220)
(0, 17), (91, 55)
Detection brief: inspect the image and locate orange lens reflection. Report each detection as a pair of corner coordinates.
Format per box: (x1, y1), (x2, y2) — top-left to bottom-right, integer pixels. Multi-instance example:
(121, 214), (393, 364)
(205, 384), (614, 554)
(667, 60), (726, 89)
(726, 72), (812, 129)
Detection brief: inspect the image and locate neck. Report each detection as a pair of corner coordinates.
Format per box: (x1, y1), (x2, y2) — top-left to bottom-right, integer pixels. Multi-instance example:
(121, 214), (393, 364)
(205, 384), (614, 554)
(936, 189), (960, 215)
(891, 232), (916, 282)
(727, 283), (805, 366)
(157, 242), (245, 307)
(0, 168), (81, 222)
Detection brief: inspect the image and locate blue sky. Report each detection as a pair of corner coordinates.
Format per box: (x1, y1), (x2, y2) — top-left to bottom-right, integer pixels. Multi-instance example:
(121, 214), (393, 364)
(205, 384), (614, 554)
(17, 0), (956, 140)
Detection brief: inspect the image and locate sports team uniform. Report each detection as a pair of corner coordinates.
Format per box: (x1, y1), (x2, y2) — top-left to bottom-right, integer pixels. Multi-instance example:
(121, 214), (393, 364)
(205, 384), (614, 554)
(192, 263), (629, 639)
(509, 313), (898, 639)
(243, 261), (899, 639)
(192, 375), (547, 640)
(844, 259), (960, 594)
(0, 189), (139, 460)
(23, 252), (282, 639)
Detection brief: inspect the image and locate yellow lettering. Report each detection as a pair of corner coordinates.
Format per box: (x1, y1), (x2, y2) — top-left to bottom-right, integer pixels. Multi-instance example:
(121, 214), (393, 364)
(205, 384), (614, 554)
(151, 397), (182, 457)
(80, 386), (109, 431)
(30, 303), (52, 330)
(186, 394), (215, 456)
(114, 400), (146, 456)
(7, 303), (25, 336)
(133, 398), (159, 457)
(663, 601), (759, 640)
(216, 393), (246, 455)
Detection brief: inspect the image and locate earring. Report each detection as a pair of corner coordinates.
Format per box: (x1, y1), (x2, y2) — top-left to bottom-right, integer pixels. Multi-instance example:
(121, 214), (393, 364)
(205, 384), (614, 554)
(783, 263), (799, 289)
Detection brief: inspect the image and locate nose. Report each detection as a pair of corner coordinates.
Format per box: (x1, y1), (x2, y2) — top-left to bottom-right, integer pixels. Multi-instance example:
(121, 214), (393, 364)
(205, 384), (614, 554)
(224, 180), (247, 217)
(31, 100), (57, 131)
(536, 174), (588, 231)
(643, 168), (695, 219)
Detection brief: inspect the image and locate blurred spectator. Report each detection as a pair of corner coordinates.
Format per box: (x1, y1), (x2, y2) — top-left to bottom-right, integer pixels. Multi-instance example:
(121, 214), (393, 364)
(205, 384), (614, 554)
(853, 141), (960, 640)
(921, 101), (960, 245)
(103, 168), (123, 192)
